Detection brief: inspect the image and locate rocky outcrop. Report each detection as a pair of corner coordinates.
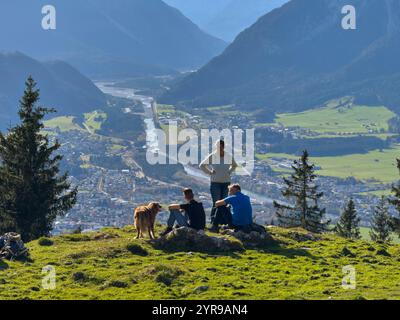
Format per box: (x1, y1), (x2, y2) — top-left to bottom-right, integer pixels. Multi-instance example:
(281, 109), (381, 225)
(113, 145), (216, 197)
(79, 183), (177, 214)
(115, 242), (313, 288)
(220, 226), (275, 247)
(154, 227), (244, 252)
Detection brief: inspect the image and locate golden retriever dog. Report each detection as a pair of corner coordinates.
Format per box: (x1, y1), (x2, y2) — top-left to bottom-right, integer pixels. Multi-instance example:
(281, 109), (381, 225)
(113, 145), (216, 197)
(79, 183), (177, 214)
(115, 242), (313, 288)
(134, 202), (162, 239)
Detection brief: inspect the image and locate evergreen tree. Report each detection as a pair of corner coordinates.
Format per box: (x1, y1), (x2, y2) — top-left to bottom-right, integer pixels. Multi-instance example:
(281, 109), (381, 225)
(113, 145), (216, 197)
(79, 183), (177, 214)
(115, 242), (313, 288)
(389, 159), (400, 235)
(0, 77), (77, 241)
(370, 196), (392, 243)
(335, 199), (361, 239)
(273, 150), (329, 233)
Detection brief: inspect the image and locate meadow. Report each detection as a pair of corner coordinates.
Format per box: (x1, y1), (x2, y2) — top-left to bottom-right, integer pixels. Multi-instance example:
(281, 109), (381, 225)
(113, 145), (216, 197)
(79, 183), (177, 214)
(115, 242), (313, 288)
(259, 145), (400, 183)
(1, 226), (400, 300)
(274, 102), (395, 136)
(44, 116), (83, 132)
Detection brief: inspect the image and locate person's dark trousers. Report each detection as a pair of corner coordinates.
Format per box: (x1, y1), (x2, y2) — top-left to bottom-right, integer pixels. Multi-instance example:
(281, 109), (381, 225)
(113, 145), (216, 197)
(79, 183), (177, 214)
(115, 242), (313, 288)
(232, 225), (252, 233)
(210, 182), (230, 224)
(213, 205), (232, 227)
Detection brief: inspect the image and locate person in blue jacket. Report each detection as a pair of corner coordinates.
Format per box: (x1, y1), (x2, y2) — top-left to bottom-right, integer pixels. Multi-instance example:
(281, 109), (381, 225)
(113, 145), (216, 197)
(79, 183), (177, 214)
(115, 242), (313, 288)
(214, 183), (253, 232)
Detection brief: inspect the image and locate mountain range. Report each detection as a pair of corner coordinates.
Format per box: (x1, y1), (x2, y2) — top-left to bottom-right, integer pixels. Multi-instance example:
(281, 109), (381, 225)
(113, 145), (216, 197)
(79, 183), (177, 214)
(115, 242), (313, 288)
(0, 52), (106, 129)
(0, 0), (226, 77)
(164, 0), (288, 41)
(162, 0), (400, 116)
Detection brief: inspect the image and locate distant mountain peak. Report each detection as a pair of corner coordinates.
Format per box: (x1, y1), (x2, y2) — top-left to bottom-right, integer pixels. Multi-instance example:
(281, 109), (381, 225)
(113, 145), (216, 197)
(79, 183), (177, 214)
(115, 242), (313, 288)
(0, 52), (106, 129)
(0, 0), (226, 77)
(162, 0), (400, 116)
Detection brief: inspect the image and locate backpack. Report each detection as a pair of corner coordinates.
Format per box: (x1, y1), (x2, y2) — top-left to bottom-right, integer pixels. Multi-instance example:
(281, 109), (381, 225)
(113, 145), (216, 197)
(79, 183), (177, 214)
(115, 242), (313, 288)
(0, 233), (29, 260)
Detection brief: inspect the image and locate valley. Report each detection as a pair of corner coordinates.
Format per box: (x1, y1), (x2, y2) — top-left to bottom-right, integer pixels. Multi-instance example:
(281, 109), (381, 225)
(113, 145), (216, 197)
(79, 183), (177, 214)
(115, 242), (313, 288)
(41, 76), (400, 238)
(2, 0), (400, 303)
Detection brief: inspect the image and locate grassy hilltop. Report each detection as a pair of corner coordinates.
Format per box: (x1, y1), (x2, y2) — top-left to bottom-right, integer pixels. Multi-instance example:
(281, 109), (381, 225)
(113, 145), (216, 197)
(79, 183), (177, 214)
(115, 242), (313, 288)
(0, 226), (399, 300)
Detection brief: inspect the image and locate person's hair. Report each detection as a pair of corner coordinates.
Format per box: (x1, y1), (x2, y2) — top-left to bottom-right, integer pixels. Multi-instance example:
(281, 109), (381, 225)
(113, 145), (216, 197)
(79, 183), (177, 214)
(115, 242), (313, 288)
(215, 139), (225, 148)
(229, 184), (241, 192)
(183, 188), (194, 199)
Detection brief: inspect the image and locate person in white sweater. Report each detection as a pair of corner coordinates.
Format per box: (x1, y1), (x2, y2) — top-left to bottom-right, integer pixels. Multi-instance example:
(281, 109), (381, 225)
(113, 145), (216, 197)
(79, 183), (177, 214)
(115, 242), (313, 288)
(199, 140), (238, 230)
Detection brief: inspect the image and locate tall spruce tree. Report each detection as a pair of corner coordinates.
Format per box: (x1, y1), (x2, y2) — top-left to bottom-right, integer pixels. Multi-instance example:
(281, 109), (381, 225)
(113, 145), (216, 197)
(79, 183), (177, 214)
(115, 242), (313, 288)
(0, 77), (77, 241)
(273, 150), (329, 233)
(370, 196), (392, 243)
(389, 159), (400, 236)
(335, 199), (361, 239)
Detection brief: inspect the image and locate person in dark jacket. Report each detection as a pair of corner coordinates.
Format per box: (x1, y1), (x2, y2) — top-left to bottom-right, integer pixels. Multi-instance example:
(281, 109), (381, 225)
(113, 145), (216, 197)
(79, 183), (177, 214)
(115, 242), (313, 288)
(161, 188), (206, 236)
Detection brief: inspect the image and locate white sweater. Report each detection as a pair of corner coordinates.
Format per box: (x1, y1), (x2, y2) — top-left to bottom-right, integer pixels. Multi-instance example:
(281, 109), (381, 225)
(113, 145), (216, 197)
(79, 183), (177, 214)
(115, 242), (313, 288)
(199, 152), (238, 183)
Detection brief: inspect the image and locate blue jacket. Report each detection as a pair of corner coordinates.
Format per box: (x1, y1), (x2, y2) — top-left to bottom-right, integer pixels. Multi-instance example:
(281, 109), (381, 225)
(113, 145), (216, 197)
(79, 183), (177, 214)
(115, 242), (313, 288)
(224, 192), (253, 226)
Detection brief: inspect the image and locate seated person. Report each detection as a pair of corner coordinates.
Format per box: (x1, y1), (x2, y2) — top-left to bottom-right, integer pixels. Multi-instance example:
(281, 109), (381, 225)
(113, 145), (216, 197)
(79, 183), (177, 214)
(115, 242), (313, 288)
(213, 184), (253, 232)
(161, 188), (206, 236)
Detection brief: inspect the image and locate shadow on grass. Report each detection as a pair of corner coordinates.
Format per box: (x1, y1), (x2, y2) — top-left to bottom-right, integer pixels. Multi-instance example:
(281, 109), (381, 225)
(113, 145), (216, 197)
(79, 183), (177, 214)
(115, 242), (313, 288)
(258, 243), (319, 260)
(0, 259), (9, 270)
(149, 241), (243, 259)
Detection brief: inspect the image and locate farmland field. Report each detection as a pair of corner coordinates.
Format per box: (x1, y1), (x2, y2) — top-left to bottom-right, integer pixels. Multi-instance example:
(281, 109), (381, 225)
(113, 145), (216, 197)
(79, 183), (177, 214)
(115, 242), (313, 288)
(258, 145), (400, 183)
(275, 102), (395, 135)
(44, 116), (83, 132)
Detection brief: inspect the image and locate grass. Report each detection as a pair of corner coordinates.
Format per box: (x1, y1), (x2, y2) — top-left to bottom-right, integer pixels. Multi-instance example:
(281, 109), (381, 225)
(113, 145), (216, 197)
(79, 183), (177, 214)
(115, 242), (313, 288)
(358, 189), (393, 197)
(359, 227), (400, 244)
(275, 103), (395, 135)
(258, 145), (400, 183)
(84, 111), (107, 133)
(109, 144), (126, 152)
(1, 226), (400, 300)
(156, 104), (176, 115)
(44, 116), (83, 132)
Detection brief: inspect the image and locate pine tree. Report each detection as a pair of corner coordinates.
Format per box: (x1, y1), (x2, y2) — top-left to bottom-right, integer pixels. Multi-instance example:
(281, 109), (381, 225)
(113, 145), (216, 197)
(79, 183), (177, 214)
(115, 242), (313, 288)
(370, 196), (392, 243)
(273, 150), (329, 233)
(0, 77), (77, 241)
(389, 159), (400, 235)
(335, 199), (361, 239)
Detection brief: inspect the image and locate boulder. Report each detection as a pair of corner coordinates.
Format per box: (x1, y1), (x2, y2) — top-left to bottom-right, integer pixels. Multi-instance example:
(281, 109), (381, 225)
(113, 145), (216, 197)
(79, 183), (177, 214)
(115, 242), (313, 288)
(154, 227), (244, 253)
(220, 226), (274, 247)
(287, 230), (321, 242)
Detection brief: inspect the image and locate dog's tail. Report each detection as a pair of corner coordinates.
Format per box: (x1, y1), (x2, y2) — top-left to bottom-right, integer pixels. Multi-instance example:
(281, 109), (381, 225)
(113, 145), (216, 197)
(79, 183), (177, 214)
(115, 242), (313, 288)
(134, 210), (147, 230)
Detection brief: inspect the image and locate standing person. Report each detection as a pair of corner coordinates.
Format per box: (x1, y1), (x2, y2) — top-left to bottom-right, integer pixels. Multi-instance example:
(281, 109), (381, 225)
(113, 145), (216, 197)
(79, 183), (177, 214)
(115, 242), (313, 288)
(199, 140), (238, 231)
(215, 184), (253, 232)
(161, 188), (206, 236)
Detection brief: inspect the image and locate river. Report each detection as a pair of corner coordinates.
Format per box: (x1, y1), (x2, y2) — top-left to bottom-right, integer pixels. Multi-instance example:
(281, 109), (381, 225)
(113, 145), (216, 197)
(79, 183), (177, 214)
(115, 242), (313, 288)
(96, 82), (276, 205)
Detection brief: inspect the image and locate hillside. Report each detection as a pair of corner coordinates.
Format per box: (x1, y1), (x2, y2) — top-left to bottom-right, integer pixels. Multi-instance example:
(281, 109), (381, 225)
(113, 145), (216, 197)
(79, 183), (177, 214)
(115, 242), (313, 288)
(0, 0), (226, 77)
(1, 226), (399, 300)
(0, 52), (106, 129)
(162, 0), (400, 115)
(164, 0), (287, 41)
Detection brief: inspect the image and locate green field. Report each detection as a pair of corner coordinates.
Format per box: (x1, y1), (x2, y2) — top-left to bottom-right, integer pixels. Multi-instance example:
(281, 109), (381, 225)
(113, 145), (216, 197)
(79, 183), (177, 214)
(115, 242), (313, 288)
(44, 116), (83, 132)
(275, 102), (395, 135)
(259, 145), (400, 183)
(358, 189), (393, 197)
(1, 226), (400, 300)
(84, 111), (107, 133)
(359, 227), (400, 244)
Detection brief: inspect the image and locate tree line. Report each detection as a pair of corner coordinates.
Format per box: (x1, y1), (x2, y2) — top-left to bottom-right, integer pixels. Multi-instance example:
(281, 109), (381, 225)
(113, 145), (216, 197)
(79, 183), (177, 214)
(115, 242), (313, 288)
(273, 150), (400, 243)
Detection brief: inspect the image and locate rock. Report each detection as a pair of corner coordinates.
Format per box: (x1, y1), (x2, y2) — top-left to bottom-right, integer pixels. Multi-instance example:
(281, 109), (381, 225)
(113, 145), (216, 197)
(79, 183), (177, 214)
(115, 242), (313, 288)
(220, 225), (274, 247)
(194, 285), (209, 294)
(376, 248), (391, 257)
(340, 247), (356, 258)
(154, 227), (244, 253)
